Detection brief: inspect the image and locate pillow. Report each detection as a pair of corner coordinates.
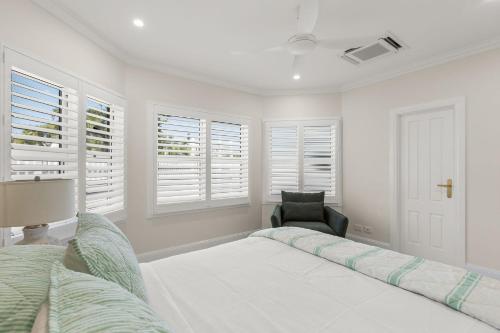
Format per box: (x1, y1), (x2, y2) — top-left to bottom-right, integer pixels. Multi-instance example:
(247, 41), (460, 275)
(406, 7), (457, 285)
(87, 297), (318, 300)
(48, 263), (170, 333)
(0, 245), (65, 333)
(281, 191), (325, 203)
(282, 201), (324, 222)
(63, 213), (147, 301)
(31, 303), (48, 333)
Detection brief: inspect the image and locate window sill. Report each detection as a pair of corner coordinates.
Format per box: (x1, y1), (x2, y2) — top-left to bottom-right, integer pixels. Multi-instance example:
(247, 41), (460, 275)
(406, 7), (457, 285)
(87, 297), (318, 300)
(149, 200), (251, 218)
(8, 210), (127, 245)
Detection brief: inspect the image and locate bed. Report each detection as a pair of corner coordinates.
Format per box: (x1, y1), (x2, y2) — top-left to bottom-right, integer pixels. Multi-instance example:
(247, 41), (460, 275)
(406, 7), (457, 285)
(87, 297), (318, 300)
(141, 234), (497, 333)
(2, 214), (498, 332)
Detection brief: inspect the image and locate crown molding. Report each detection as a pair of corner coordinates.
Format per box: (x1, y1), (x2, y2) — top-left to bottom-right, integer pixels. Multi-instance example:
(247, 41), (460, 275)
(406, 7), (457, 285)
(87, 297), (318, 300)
(32, 0), (132, 63)
(31, 0), (266, 96)
(32, 0), (500, 97)
(124, 57), (265, 96)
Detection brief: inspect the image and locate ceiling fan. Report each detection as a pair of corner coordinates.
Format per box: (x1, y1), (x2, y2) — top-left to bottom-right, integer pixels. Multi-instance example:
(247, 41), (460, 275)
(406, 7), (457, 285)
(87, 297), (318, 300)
(234, 0), (375, 79)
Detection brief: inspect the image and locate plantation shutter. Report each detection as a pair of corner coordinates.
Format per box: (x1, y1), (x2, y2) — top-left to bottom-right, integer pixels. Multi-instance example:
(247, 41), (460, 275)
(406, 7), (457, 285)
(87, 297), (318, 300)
(268, 125), (299, 197)
(85, 97), (125, 214)
(210, 121), (248, 200)
(9, 68), (79, 181)
(303, 124), (337, 198)
(156, 114), (206, 205)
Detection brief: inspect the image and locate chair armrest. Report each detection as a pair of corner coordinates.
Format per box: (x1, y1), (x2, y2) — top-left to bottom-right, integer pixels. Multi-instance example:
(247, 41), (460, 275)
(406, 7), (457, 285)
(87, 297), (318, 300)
(271, 205), (283, 228)
(324, 207), (349, 238)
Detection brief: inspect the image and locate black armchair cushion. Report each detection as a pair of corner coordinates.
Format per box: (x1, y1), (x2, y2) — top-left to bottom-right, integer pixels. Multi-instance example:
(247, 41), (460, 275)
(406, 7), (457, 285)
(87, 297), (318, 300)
(281, 191), (325, 203)
(282, 202), (324, 222)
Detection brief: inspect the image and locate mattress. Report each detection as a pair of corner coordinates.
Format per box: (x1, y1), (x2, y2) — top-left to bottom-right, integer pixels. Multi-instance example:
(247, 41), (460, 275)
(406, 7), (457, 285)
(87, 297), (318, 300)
(140, 237), (497, 333)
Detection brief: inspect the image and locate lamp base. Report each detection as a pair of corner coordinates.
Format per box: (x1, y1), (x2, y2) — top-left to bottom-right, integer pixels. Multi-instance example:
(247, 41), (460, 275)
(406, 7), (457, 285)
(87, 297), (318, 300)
(15, 224), (53, 245)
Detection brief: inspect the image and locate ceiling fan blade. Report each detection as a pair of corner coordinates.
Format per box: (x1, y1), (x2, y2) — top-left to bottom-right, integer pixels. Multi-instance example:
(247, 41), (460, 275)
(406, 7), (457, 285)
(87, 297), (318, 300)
(230, 45), (286, 56)
(317, 36), (377, 50)
(297, 0), (319, 34)
(292, 55), (305, 76)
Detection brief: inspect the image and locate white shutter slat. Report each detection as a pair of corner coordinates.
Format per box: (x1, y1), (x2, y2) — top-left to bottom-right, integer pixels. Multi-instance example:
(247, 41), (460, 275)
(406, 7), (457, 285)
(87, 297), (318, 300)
(11, 172), (78, 181)
(87, 127), (124, 138)
(156, 114), (206, 205)
(86, 119), (123, 131)
(86, 171), (123, 178)
(12, 112), (78, 129)
(85, 97), (125, 215)
(86, 111), (124, 124)
(11, 81), (76, 104)
(9, 69), (79, 183)
(86, 195), (124, 210)
(11, 102), (77, 120)
(210, 121), (248, 200)
(11, 133), (77, 146)
(11, 92), (77, 112)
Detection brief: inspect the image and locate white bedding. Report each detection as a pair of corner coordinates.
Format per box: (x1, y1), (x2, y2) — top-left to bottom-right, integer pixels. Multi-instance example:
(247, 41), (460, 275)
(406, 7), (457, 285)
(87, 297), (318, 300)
(141, 237), (497, 333)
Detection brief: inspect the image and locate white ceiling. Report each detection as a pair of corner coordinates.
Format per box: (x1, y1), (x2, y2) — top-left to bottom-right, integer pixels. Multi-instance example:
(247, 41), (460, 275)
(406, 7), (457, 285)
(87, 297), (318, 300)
(35, 0), (500, 95)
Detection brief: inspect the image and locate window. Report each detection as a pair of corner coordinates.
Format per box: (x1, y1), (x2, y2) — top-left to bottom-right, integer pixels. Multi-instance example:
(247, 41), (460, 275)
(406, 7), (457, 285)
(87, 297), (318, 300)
(1, 48), (126, 242)
(150, 103), (249, 215)
(264, 119), (341, 204)
(85, 95), (125, 215)
(9, 68), (78, 181)
(156, 114), (206, 205)
(210, 121), (248, 200)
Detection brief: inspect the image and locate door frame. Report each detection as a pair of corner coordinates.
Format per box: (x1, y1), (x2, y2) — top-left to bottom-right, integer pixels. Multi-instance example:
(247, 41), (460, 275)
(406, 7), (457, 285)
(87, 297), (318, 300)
(389, 97), (466, 267)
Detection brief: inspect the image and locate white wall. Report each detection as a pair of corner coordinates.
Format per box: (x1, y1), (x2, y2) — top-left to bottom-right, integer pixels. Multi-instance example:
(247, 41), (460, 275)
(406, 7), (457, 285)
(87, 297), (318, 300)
(260, 93), (342, 227)
(124, 66), (263, 254)
(0, 0), (126, 94)
(342, 48), (500, 270)
(262, 94), (342, 120)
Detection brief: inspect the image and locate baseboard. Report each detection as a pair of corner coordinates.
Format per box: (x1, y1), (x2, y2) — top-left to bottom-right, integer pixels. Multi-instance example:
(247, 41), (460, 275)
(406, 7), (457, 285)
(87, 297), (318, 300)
(466, 263), (500, 280)
(137, 229), (259, 263)
(346, 233), (392, 249)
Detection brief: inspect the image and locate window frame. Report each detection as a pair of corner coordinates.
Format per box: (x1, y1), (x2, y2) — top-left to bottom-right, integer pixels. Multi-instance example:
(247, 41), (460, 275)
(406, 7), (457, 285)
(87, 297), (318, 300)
(263, 118), (342, 205)
(81, 83), (127, 223)
(148, 102), (250, 216)
(0, 47), (127, 245)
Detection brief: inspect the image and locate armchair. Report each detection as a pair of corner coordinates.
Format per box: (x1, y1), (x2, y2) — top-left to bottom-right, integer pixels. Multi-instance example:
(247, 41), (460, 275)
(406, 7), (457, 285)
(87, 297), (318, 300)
(271, 205), (349, 238)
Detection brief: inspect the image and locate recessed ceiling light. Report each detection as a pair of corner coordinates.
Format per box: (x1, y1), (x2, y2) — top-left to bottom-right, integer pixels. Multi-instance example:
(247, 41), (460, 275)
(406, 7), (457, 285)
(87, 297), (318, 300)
(293, 74), (301, 80)
(133, 18), (144, 28)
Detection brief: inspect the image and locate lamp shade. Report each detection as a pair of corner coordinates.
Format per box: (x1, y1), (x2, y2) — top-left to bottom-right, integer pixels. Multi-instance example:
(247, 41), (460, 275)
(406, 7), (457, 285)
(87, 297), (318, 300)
(0, 179), (75, 228)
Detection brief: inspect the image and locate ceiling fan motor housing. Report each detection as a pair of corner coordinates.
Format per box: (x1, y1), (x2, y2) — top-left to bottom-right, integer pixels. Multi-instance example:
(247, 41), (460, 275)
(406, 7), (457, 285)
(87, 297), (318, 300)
(287, 34), (317, 55)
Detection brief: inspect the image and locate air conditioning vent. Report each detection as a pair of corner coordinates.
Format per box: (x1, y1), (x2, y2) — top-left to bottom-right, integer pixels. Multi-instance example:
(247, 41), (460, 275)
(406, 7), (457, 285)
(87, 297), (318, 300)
(341, 34), (407, 65)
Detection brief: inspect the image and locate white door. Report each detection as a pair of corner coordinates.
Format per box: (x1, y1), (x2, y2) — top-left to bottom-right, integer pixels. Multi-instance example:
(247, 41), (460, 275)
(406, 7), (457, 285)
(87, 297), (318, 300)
(399, 107), (460, 265)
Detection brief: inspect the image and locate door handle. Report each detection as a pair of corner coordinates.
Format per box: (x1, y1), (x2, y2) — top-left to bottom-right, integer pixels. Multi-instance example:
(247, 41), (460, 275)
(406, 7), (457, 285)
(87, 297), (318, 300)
(437, 179), (453, 198)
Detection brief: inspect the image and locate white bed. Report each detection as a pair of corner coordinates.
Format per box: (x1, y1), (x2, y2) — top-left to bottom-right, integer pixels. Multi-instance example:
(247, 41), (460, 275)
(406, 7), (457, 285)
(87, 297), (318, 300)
(140, 236), (496, 333)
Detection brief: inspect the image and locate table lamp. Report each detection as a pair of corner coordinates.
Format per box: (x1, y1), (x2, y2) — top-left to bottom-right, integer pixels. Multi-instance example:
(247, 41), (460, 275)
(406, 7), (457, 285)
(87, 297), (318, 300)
(0, 178), (75, 245)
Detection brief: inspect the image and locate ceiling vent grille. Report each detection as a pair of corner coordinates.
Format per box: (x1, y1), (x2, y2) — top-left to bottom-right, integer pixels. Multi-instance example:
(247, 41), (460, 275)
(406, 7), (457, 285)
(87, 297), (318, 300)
(341, 34), (406, 65)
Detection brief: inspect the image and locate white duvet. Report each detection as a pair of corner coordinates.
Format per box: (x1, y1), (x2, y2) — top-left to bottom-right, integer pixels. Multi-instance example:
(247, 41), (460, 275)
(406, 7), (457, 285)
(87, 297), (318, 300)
(140, 237), (497, 333)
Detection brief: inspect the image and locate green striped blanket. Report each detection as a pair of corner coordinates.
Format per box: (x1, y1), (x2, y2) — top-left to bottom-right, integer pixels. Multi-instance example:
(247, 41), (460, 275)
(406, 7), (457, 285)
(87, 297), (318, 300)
(250, 227), (500, 330)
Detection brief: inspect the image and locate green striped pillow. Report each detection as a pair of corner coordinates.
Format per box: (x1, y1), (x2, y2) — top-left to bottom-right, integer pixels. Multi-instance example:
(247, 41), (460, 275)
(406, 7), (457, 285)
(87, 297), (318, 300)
(0, 245), (65, 333)
(63, 213), (147, 301)
(48, 263), (170, 333)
